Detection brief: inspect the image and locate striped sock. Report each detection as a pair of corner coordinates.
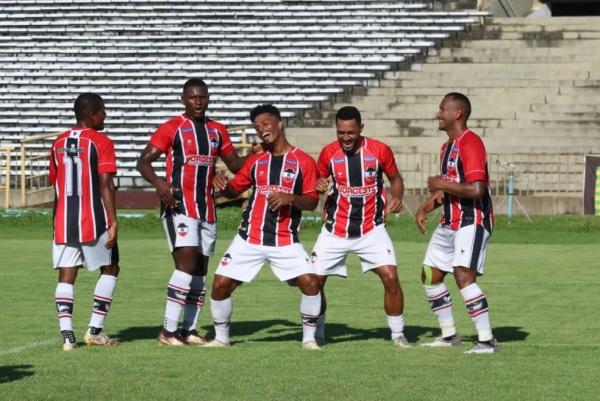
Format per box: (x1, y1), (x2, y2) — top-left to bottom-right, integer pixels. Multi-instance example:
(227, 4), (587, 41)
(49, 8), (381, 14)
(300, 293), (321, 344)
(182, 275), (206, 332)
(88, 275), (118, 330)
(424, 283), (457, 338)
(163, 270), (192, 332)
(55, 283), (74, 334)
(460, 283), (493, 342)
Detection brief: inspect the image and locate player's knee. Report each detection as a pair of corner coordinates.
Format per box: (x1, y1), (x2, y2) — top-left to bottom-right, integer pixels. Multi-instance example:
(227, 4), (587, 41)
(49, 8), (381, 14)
(101, 264), (120, 277)
(297, 274), (320, 296)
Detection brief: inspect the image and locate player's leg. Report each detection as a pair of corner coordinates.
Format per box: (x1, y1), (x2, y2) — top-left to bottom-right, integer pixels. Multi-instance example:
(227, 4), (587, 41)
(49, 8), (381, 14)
(420, 225), (461, 347)
(315, 275), (328, 344)
(53, 241), (82, 351)
(159, 214), (201, 345)
(204, 235), (264, 347)
(296, 273), (322, 350)
(181, 221), (216, 344)
(81, 233), (121, 346)
(452, 224), (496, 354)
(371, 265), (410, 347)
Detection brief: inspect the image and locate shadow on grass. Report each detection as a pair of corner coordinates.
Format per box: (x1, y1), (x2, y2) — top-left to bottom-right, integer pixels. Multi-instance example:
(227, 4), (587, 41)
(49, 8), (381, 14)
(0, 365), (34, 384)
(463, 326), (529, 343)
(114, 325), (163, 343)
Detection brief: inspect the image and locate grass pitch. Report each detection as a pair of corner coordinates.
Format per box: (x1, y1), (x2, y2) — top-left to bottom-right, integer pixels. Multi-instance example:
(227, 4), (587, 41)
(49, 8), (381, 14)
(0, 210), (599, 401)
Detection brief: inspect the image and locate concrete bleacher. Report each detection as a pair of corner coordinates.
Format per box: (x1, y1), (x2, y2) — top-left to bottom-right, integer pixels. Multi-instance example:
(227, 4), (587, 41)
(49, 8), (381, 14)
(0, 0), (486, 188)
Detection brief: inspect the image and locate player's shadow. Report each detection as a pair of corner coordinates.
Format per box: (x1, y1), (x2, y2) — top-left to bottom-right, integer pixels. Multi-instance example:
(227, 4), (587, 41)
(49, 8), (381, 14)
(0, 365), (34, 384)
(463, 326), (529, 343)
(113, 325), (164, 343)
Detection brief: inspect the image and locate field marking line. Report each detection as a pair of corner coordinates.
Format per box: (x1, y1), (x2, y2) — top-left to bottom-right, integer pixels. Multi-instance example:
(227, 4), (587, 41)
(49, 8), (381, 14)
(0, 339), (57, 357)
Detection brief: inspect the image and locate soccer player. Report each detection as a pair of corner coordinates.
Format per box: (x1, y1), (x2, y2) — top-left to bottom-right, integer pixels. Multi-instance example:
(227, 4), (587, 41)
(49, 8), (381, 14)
(415, 92), (497, 354)
(205, 104), (322, 350)
(137, 78), (252, 346)
(50, 93), (120, 351)
(310, 106), (410, 348)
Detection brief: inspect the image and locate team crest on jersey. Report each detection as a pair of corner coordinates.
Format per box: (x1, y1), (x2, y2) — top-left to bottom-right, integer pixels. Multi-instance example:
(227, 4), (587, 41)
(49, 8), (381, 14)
(176, 223), (189, 237)
(220, 253), (232, 266)
(364, 166), (377, 185)
(282, 160), (298, 185)
(207, 129), (220, 149)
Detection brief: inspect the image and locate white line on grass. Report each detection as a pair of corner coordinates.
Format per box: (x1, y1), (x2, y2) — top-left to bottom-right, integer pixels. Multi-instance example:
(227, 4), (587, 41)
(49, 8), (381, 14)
(0, 339), (57, 356)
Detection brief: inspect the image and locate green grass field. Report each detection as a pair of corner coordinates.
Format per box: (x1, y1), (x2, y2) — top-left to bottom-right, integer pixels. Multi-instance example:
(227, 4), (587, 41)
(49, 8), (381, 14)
(1, 210), (599, 401)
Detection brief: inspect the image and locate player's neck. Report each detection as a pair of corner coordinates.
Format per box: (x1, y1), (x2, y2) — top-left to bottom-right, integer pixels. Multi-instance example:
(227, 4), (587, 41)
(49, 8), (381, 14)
(184, 113), (205, 123)
(447, 125), (468, 141)
(268, 139), (292, 156)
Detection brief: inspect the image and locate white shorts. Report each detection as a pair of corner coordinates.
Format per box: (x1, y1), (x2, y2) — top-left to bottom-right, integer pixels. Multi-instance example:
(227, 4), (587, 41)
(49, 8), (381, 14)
(162, 214), (216, 256)
(311, 224), (397, 277)
(423, 224), (491, 275)
(215, 234), (315, 283)
(52, 231), (119, 271)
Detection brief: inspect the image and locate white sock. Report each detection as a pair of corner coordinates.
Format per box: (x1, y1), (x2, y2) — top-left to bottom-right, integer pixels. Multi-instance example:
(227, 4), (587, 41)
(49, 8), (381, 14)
(315, 314), (326, 342)
(424, 283), (457, 338)
(55, 283), (74, 333)
(182, 275), (206, 332)
(460, 283), (493, 342)
(88, 275), (118, 329)
(211, 297), (232, 344)
(163, 270), (192, 332)
(387, 314), (405, 340)
(300, 293), (321, 344)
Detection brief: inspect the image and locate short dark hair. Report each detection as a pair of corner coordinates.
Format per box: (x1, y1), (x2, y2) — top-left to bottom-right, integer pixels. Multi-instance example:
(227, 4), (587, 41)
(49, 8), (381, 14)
(182, 78), (207, 94)
(336, 106), (362, 125)
(74, 93), (104, 122)
(250, 104), (281, 122)
(445, 92), (471, 120)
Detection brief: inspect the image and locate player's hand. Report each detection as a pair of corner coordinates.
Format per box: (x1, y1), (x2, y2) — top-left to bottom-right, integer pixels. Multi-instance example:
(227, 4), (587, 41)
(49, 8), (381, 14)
(213, 173), (229, 191)
(268, 191), (293, 211)
(387, 198), (403, 214)
(316, 177), (330, 194)
(415, 208), (428, 234)
(105, 222), (118, 249)
(427, 175), (445, 193)
(155, 179), (176, 208)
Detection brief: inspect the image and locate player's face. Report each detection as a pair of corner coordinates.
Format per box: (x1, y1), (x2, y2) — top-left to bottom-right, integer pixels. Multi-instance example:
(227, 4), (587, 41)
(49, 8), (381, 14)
(253, 112), (283, 145)
(90, 105), (106, 131)
(436, 96), (458, 132)
(182, 85), (209, 121)
(336, 118), (363, 153)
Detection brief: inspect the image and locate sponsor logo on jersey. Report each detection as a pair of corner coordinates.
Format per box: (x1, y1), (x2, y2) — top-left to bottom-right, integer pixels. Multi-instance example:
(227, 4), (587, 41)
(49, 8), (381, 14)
(58, 144), (84, 155)
(181, 127), (194, 134)
(256, 185), (293, 196)
(364, 156), (376, 162)
(176, 223), (189, 237)
(333, 157), (345, 164)
(337, 184), (377, 197)
(186, 154), (216, 166)
(258, 159), (269, 165)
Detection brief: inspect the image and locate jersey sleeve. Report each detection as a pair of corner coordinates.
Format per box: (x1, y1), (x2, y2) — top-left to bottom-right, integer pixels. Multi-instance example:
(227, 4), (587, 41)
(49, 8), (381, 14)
(148, 120), (175, 153)
(49, 144), (57, 184)
(97, 137), (117, 175)
(228, 154), (256, 194)
(300, 154), (319, 201)
(460, 134), (488, 183)
(379, 143), (399, 176)
(317, 146), (332, 178)
(218, 125), (235, 156)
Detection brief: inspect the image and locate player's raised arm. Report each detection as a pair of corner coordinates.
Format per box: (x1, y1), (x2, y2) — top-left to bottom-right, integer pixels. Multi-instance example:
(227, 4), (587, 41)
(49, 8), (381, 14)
(136, 143), (176, 208)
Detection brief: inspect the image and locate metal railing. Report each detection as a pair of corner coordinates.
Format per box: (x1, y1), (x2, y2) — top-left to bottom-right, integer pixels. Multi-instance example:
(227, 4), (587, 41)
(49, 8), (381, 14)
(0, 146), (16, 208)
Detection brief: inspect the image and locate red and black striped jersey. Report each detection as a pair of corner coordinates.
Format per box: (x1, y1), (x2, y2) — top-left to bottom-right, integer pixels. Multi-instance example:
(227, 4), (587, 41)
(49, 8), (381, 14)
(229, 147), (318, 246)
(149, 114), (234, 223)
(318, 137), (398, 238)
(438, 129), (494, 233)
(49, 128), (117, 244)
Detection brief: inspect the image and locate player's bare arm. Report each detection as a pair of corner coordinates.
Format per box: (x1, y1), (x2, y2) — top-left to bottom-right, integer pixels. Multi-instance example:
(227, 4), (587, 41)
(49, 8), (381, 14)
(268, 192), (318, 212)
(99, 172), (118, 248)
(386, 169), (404, 213)
(415, 190), (444, 234)
(427, 175), (485, 199)
(316, 176), (330, 194)
(136, 144), (176, 208)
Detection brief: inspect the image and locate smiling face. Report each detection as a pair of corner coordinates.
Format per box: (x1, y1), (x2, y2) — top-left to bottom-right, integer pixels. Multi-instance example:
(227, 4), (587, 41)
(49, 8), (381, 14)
(89, 104), (106, 131)
(436, 96), (462, 132)
(253, 112), (283, 145)
(336, 118), (363, 153)
(181, 85), (209, 121)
